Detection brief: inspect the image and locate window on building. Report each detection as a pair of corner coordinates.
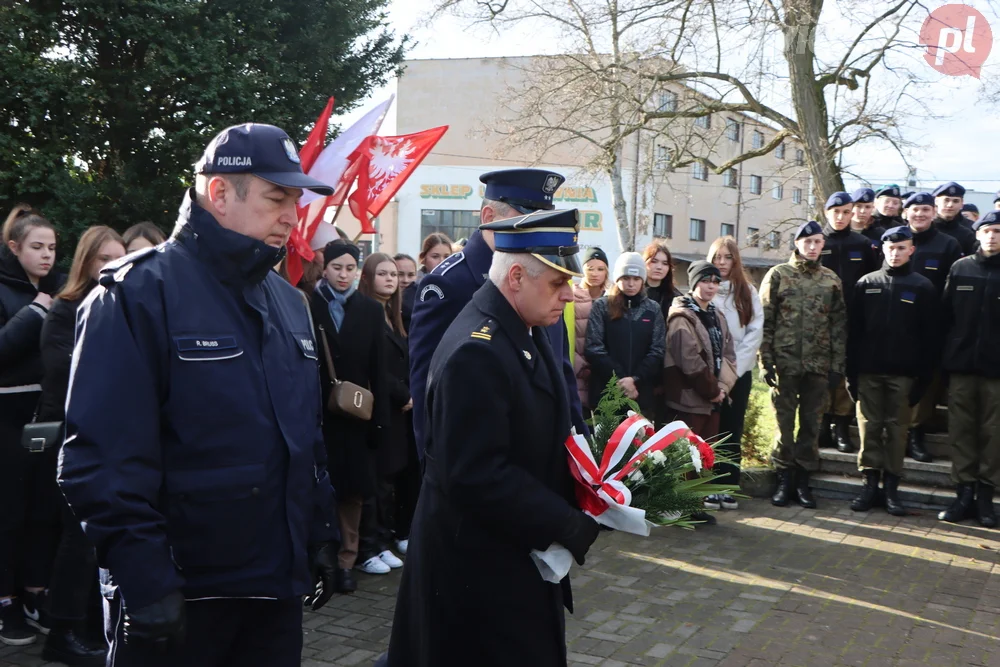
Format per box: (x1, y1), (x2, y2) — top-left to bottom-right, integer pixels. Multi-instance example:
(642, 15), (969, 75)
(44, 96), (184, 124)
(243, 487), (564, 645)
(792, 187), (802, 204)
(692, 162), (708, 181)
(725, 118), (740, 142)
(721, 223), (735, 238)
(694, 114), (711, 129)
(653, 213), (673, 238)
(749, 175), (762, 195)
(723, 168), (738, 188)
(689, 218), (706, 242)
(795, 149), (805, 166)
(420, 209), (480, 245)
(788, 231), (797, 250)
(772, 182), (783, 200)
(655, 145), (673, 170)
(657, 91), (678, 113)
(752, 130), (764, 150)
(775, 142), (786, 159)
(768, 230), (782, 249)
(747, 227), (760, 247)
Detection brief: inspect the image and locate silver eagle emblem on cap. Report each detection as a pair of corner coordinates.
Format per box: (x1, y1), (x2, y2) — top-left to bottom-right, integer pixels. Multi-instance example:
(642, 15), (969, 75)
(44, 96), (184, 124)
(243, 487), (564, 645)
(543, 175), (561, 195)
(281, 137), (301, 164)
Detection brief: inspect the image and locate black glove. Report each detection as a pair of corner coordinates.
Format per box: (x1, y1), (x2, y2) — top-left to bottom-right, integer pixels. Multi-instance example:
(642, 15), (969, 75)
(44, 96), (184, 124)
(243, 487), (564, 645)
(763, 367), (778, 389)
(828, 371), (843, 391)
(124, 590), (186, 651)
(560, 512), (600, 566)
(304, 541), (338, 611)
(909, 377), (930, 407)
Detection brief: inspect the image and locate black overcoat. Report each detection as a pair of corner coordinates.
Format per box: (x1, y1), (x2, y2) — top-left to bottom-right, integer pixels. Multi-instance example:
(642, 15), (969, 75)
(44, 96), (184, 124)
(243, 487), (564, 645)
(380, 323), (413, 476)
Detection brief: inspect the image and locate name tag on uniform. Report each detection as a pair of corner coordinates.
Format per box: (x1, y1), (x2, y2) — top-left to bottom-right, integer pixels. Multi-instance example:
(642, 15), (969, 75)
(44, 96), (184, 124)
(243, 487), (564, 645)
(924, 259), (940, 270)
(173, 335), (242, 362)
(849, 251), (862, 261)
(957, 285), (975, 291)
(821, 249), (832, 255)
(865, 288), (882, 294)
(900, 291), (916, 304)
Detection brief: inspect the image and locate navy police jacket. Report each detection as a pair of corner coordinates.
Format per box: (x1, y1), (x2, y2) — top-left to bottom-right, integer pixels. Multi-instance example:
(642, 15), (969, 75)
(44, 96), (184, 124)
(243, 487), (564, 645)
(58, 190), (337, 609)
(942, 251), (1000, 378)
(408, 230), (587, 458)
(911, 226), (963, 294)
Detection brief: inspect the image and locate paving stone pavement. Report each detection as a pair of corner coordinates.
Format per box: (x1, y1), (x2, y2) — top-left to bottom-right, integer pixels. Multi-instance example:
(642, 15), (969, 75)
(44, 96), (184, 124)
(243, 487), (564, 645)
(5, 498), (1000, 667)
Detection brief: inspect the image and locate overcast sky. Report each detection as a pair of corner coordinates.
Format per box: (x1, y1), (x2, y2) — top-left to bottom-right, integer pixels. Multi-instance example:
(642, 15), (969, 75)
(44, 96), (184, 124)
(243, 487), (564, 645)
(334, 0), (999, 194)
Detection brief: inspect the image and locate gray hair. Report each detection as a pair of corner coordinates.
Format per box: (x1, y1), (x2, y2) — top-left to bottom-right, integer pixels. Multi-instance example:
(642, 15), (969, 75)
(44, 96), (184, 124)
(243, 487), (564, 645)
(482, 198), (518, 221)
(489, 251), (547, 286)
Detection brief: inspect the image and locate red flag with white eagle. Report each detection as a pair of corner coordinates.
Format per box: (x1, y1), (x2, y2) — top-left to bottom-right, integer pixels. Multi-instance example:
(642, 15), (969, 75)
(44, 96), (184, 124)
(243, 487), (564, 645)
(348, 126), (448, 233)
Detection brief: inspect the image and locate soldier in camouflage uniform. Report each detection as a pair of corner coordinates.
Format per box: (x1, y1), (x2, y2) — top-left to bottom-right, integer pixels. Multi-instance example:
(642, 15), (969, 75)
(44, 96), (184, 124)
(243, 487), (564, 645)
(759, 221), (847, 509)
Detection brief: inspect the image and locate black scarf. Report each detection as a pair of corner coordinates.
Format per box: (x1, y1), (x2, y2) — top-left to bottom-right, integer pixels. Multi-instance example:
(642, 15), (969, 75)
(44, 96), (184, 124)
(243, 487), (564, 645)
(680, 294), (723, 376)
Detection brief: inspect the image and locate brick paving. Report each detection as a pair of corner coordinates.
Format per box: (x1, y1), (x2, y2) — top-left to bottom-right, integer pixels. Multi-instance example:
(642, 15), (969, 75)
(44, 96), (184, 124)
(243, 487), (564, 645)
(5, 498), (1000, 666)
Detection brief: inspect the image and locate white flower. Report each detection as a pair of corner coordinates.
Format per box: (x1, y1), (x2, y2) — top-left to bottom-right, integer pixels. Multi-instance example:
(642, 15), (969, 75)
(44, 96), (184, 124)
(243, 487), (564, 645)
(627, 469), (645, 484)
(649, 450), (667, 466)
(689, 444), (702, 473)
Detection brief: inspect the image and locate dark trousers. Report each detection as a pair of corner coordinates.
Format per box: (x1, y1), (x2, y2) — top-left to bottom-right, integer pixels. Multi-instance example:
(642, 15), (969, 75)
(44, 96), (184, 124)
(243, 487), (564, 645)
(856, 374), (912, 477)
(376, 460), (421, 543)
(105, 592), (303, 667)
(48, 500), (99, 621)
(717, 371), (752, 486)
(949, 375), (1000, 487)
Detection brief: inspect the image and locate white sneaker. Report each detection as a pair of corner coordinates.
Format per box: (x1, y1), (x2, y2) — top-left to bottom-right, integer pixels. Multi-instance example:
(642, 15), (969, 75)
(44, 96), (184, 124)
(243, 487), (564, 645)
(395, 539), (409, 555)
(378, 550), (403, 569)
(720, 494), (739, 510)
(703, 494), (722, 510)
(357, 556), (391, 575)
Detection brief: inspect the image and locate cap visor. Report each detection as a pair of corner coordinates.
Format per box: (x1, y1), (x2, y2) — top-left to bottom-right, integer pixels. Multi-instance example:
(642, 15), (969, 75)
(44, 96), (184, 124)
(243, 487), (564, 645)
(257, 172), (335, 196)
(534, 253), (583, 278)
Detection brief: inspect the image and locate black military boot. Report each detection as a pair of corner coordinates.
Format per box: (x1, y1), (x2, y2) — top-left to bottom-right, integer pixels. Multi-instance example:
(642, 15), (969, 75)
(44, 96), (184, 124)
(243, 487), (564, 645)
(771, 468), (793, 507)
(977, 483), (997, 529)
(882, 472), (907, 517)
(795, 468), (817, 509)
(818, 415), (834, 449)
(938, 483), (975, 523)
(906, 427), (933, 463)
(835, 417), (856, 453)
(851, 470), (880, 512)
(42, 622), (106, 666)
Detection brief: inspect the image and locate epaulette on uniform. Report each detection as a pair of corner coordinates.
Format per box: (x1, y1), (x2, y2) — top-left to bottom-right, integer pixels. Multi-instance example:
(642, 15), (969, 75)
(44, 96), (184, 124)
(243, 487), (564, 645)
(470, 318), (496, 342)
(98, 246), (159, 288)
(437, 252), (465, 276)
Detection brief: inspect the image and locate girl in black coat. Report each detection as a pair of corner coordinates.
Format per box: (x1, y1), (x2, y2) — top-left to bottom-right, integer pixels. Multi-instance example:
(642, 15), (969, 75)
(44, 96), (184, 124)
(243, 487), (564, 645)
(311, 241), (391, 594)
(0, 207), (63, 647)
(359, 253), (420, 558)
(37, 226), (125, 663)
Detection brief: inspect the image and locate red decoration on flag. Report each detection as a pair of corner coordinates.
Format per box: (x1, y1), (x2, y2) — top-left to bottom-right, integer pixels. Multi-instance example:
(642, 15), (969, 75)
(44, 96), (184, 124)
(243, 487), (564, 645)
(347, 126), (448, 234)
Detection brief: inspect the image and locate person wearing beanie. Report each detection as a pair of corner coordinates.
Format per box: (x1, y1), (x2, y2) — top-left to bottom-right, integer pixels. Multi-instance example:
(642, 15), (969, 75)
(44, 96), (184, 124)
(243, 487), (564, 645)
(573, 247), (611, 408)
(312, 239), (394, 590)
(819, 192), (878, 454)
(585, 251), (665, 418)
(759, 220), (846, 510)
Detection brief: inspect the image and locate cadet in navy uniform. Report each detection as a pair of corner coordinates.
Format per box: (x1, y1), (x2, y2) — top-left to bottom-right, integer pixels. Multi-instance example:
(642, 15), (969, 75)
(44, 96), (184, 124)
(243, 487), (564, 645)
(904, 192), (963, 463)
(820, 192), (878, 453)
(937, 212), (1000, 528)
(932, 182), (977, 254)
(850, 187), (884, 250)
(408, 169), (587, 459)
(384, 209), (600, 667)
(58, 124), (340, 666)
(846, 227), (939, 516)
(961, 203), (979, 224)
(872, 185), (904, 231)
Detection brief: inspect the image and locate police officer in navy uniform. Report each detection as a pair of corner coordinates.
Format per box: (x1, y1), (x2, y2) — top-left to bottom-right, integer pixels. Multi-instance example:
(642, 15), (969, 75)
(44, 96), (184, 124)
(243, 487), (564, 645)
(850, 187), (885, 250)
(820, 192), (878, 453)
(384, 209), (599, 667)
(904, 192), (963, 463)
(961, 203), (979, 224)
(409, 169), (588, 459)
(872, 185), (904, 230)
(58, 124), (340, 666)
(932, 182), (977, 254)
(846, 226), (939, 516)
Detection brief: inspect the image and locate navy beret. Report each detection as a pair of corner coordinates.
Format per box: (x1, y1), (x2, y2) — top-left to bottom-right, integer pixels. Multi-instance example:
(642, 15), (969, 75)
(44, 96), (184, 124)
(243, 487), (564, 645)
(904, 192), (934, 208)
(851, 188), (875, 204)
(932, 182), (965, 198)
(881, 226), (913, 243)
(972, 211), (1000, 231)
(875, 184), (901, 199)
(994, 190), (1000, 203)
(961, 203), (979, 214)
(825, 192), (852, 209)
(795, 220), (823, 240)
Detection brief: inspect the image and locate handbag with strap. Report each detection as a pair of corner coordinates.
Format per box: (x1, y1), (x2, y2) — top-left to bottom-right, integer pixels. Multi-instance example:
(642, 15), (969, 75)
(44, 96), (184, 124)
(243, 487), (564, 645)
(317, 324), (374, 421)
(21, 419), (63, 453)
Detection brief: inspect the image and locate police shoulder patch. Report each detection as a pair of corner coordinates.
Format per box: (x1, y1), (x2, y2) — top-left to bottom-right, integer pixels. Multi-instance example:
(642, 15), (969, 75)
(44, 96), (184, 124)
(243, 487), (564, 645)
(98, 246), (159, 287)
(419, 283), (446, 302)
(470, 318), (496, 342)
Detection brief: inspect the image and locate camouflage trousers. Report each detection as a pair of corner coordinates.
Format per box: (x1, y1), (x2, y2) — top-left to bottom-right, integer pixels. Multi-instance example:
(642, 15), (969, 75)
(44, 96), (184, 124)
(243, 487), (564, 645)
(856, 374), (912, 477)
(770, 373), (827, 472)
(949, 375), (1000, 488)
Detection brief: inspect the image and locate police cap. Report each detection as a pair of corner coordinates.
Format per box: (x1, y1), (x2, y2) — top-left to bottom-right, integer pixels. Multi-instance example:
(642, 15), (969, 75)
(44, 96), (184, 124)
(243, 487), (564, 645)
(875, 184), (901, 199)
(851, 188), (875, 204)
(481, 209), (582, 276)
(932, 181), (965, 198)
(195, 123), (333, 195)
(972, 211), (1000, 231)
(795, 220), (823, 240)
(480, 169), (565, 214)
(961, 203), (979, 215)
(904, 192), (934, 209)
(881, 226), (913, 243)
(825, 192), (852, 209)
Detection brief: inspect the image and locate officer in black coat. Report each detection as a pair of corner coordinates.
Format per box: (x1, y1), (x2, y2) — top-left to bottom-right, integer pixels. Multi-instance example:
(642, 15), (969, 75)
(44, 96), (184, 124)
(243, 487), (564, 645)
(850, 187), (884, 250)
(820, 191), (878, 453)
(383, 209), (600, 667)
(872, 184), (905, 230)
(932, 182), (978, 254)
(904, 192), (963, 463)
(58, 124), (340, 666)
(846, 226), (939, 516)
(937, 212), (1000, 528)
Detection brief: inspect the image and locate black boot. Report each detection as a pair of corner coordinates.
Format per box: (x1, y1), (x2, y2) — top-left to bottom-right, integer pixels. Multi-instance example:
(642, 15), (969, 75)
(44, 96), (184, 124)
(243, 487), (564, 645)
(938, 483), (975, 523)
(795, 468), (817, 509)
(906, 428), (933, 463)
(771, 468), (793, 507)
(42, 621), (106, 666)
(882, 472), (907, 517)
(335, 568), (357, 593)
(818, 415), (834, 449)
(977, 483), (997, 529)
(851, 470), (880, 512)
(835, 417), (856, 453)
